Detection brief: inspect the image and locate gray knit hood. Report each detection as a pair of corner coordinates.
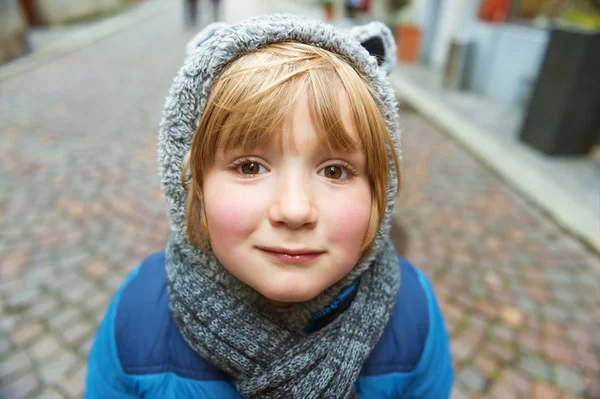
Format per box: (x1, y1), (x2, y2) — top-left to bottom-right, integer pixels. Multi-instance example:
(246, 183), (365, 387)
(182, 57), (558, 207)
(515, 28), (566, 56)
(158, 14), (402, 329)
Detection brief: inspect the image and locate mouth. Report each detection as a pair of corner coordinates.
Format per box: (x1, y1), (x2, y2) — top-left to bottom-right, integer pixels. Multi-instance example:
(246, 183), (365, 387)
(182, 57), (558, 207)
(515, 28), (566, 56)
(257, 246), (325, 265)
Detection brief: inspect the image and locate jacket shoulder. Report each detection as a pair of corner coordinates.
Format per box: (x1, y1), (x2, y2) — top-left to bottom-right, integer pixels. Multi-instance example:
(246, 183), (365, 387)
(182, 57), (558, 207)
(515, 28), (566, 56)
(356, 258), (454, 397)
(114, 250), (231, 381)
(360, 257), (431, 376)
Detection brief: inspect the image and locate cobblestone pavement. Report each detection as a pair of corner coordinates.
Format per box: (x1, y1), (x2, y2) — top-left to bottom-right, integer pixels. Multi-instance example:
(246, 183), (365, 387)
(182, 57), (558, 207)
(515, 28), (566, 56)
(395, 114), (600, 399)
(1, 2), (599, 399)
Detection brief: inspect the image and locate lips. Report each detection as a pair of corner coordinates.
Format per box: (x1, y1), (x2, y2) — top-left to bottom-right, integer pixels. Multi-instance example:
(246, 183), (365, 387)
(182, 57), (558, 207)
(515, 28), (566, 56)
(257, 246), (325, 265)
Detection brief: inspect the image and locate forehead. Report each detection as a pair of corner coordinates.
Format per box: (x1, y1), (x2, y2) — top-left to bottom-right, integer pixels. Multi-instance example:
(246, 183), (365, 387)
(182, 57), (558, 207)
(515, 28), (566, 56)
(215, 83), (363, 157)
(201, 44), (385, 168)
(275, 89), (361, 155)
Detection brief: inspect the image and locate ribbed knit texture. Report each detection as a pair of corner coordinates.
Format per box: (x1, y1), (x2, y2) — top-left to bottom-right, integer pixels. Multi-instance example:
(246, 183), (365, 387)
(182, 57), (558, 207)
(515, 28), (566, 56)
(167, 238), (399, 398)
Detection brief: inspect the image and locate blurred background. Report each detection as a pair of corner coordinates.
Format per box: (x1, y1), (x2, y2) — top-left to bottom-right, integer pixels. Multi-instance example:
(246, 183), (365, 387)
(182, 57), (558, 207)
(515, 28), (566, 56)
(0, 0), (599, 398)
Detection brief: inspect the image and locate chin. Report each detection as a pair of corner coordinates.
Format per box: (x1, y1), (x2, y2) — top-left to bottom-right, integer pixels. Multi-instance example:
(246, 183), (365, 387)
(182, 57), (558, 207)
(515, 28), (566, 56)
(257, 281), (323, 303)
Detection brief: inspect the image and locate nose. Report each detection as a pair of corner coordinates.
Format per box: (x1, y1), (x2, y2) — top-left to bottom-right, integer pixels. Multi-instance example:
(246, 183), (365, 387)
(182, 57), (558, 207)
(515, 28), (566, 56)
(268, 175), (317, 230)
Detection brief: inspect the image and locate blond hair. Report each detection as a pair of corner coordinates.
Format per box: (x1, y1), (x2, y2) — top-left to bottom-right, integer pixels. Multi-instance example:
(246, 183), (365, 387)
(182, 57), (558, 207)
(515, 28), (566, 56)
(182, 42), (400, 256)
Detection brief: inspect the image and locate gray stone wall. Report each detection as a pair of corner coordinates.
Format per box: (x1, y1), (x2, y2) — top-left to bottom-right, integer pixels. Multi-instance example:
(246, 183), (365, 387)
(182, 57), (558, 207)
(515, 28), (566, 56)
(35, 0), (125, 25)
(0, 0), (28, 63)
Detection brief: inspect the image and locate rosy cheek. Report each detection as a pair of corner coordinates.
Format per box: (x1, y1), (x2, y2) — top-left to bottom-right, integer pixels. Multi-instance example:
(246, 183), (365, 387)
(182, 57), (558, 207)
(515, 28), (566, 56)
(203, 181), (264, 238)
(323, 190), (371, 257)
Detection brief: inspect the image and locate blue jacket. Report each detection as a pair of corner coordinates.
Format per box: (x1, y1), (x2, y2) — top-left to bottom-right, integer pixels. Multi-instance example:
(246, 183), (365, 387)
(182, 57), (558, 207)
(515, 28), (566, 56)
(85, 251), (453, 398)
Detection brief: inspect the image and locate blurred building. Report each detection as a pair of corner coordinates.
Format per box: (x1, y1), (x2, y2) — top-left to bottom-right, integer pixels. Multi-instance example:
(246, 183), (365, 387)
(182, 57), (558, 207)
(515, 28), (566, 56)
(0, 0), (28, 63)
(416, 0), (562, 106)
(0, 0), (134, 64)
(407, 0), (599, 156)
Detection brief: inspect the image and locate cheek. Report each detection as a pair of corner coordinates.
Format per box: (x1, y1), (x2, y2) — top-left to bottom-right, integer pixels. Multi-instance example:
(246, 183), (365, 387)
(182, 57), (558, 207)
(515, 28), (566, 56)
(322, 186), (372, 255)
(203, 180), (264, 240)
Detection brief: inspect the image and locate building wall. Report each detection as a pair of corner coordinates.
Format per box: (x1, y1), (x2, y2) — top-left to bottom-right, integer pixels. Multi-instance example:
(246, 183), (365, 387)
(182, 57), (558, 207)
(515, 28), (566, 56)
(417, 0), (550, 106)
(430, 0), (480, 67)
(35, 0), (124, 25)
(466, 21), (549, 105)
(415, 0), (441, 64)
(0, 0), (28, 63)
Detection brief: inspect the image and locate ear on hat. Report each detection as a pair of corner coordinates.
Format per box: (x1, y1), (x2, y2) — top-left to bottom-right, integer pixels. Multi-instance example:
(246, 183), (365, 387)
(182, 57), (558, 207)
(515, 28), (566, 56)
(349, 21), (397, 75)
(185, 22), (229, 57)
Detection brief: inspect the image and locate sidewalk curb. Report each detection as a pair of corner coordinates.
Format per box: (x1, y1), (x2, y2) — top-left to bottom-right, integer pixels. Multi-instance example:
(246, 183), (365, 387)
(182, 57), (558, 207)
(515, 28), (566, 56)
(0, 0), (174, 81)
(390, 71), (600, 254)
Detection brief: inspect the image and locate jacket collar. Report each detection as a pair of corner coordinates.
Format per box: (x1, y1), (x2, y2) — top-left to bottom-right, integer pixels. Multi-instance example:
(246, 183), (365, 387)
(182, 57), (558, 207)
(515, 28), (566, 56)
(304, 279), (361, 334)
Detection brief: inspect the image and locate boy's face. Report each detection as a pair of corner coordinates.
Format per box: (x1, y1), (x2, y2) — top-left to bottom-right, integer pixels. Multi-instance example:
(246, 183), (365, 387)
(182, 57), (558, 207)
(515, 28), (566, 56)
(202, 90), (372, 303)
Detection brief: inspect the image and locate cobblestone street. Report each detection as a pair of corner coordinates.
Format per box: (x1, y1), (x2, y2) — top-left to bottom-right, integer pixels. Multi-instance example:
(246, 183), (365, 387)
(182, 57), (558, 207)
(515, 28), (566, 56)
(1, 1), (599, 398)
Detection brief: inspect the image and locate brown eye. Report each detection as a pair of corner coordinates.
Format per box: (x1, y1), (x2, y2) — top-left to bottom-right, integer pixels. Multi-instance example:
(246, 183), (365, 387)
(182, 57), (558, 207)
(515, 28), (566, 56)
(323, 166), (343, 179)
(238, 162), (265, 175)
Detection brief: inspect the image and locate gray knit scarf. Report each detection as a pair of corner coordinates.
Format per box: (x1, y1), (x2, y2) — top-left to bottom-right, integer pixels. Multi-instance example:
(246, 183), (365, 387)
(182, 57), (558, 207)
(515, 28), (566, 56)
(159, 15), (404, 398)
(166, 238), (399, 398)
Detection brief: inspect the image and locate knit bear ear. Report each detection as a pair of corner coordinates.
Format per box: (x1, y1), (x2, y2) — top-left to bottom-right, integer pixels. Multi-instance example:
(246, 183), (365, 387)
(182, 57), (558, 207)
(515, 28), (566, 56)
(350, 22), (396, 75)
(185, 22), (229, 56)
